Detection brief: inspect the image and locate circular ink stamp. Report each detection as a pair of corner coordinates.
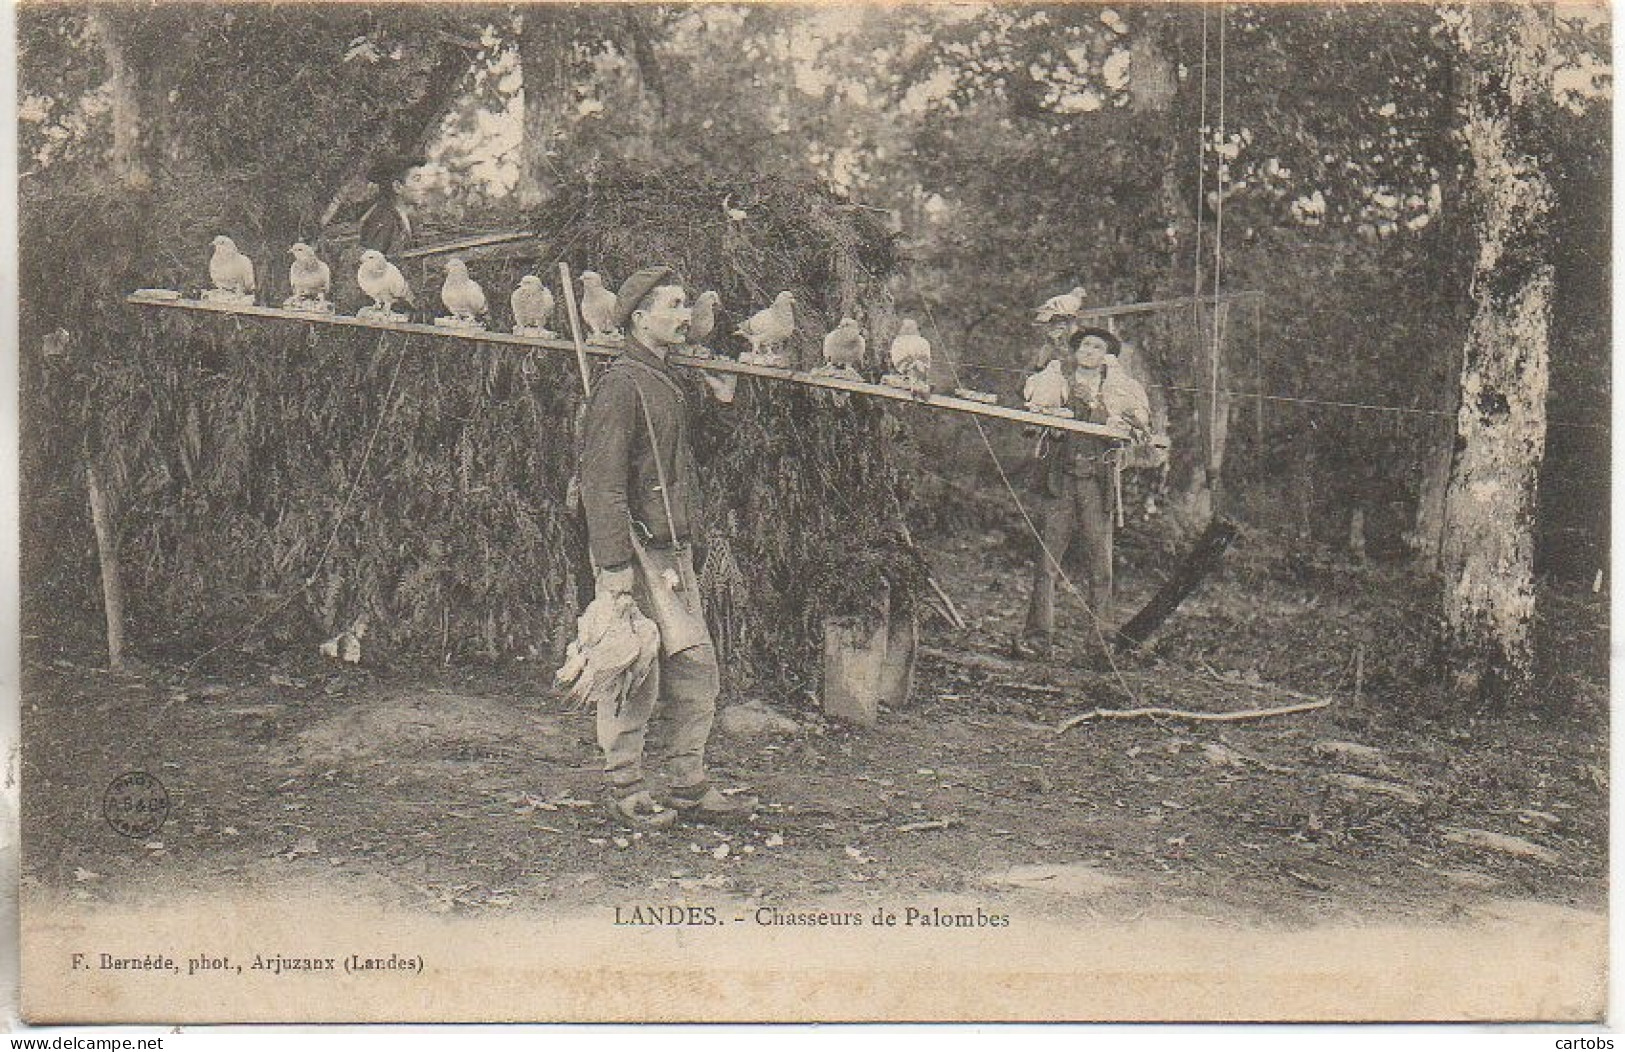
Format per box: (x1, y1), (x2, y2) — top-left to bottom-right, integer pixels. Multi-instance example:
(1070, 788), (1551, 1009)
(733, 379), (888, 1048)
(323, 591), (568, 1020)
(103, 771), (170, 839)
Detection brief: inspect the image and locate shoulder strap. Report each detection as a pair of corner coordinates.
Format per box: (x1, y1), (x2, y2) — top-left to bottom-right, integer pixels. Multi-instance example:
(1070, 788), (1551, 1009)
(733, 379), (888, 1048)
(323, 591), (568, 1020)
(628, 379), (682, 546)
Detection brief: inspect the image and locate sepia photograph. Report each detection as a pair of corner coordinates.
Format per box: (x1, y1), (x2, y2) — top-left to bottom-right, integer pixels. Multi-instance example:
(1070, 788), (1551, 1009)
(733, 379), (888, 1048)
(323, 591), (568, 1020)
(13, 0), (1611, 1023)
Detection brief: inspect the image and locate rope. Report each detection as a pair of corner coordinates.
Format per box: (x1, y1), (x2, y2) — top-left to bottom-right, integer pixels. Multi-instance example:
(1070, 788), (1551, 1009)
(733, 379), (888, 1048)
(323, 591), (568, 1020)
(902, 265), (1142, 707)
(914, 356), (1604, 431)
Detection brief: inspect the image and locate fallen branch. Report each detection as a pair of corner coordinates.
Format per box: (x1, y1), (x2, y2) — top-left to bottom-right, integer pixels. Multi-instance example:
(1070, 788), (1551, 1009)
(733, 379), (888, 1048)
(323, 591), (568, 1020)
(1056, 696), (1330, 734)
(895, 817), (955, 833)
(995, 681), (1065, 695)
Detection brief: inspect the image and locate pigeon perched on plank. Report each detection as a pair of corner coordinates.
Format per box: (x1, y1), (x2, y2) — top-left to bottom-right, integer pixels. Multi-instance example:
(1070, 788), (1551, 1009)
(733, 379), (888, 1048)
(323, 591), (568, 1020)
(889, 318), (932, 383)
(736, 291), (796, 365)
(357, 249), (414, 316)
(439, 257), (487, 325)
(286, 243), (330, 301)
(580, 271), (620, 342)
(689, 290), (721, 343)
(208, 236), (255, 297)
(1034, 285), (1088, 324)
(1024, 358), (1073, 416)
(510, 275), (555, 335)
(814, 317), (866, 380)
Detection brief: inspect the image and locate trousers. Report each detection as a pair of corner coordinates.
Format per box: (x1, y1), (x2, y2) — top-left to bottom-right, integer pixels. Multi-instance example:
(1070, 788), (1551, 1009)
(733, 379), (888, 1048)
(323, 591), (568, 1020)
(596, 552), (720, 791)
(1022, 466), (1115, 643)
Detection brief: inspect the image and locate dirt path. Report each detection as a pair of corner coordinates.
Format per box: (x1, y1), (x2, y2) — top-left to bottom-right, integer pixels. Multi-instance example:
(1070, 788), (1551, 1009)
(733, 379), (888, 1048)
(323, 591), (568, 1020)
(20, 530), (1608, 1020)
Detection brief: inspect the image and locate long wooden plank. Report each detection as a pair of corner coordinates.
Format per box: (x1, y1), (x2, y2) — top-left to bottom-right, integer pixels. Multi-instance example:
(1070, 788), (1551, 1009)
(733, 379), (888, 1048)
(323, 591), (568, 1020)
(125, 294), (1147, 442)
(1070, 291), (1262, 322)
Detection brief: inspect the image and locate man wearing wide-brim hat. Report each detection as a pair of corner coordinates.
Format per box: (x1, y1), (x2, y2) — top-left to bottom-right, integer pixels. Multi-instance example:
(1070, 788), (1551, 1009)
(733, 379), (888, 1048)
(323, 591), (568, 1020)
(1014, 324), (1152, 662)
(578, 265), (756, 826)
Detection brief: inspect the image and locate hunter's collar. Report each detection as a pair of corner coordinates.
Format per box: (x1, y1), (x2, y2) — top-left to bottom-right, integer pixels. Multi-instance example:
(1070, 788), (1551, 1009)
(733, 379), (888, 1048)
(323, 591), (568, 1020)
(622, 336), (675, 374)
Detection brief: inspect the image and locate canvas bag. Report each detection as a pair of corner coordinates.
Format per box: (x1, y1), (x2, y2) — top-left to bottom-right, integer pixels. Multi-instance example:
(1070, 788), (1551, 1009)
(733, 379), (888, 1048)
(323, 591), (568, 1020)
(627, 379), (710, 657)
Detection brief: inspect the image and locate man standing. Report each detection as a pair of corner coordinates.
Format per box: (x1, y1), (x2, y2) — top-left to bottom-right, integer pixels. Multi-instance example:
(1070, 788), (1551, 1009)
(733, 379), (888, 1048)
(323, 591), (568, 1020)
(1014, 326), (1151, 661)
(578, 265), (755, 826)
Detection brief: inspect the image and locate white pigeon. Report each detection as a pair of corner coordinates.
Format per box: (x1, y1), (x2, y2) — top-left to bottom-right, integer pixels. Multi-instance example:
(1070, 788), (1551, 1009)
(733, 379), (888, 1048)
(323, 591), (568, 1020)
(579, 271), (620, 340)
(440, 257), (487, 320)
(287, 243), (330, 300)
(736, 291), (796, 356)
(1024, 359), (1071, 412)
(822, 317), (866, 370)
(357, 249), (414, 313)
(1034, 285), (1088, 324)
(209, 236), (255, 295)
(888, 318), (932, 382)
(510, 275), (554, 331)
(689, 290), (721, 343)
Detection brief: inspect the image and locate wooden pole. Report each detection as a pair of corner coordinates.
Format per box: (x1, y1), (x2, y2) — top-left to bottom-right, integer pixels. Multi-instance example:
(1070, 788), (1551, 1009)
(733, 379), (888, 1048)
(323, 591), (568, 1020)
(84, 463), (125, 671)
(556, 262), (594, 397)
(1058, 291), (1263, 324)
(402, 229), (536, 261)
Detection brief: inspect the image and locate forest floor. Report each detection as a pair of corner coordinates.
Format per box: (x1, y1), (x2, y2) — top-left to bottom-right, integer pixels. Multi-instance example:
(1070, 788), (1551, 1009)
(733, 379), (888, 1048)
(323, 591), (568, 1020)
(21, 522), (1609, 933)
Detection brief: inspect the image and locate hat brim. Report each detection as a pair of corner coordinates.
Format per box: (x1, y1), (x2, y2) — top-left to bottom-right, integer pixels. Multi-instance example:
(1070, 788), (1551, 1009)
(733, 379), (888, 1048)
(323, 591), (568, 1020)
(1073, 326), (1121, 356)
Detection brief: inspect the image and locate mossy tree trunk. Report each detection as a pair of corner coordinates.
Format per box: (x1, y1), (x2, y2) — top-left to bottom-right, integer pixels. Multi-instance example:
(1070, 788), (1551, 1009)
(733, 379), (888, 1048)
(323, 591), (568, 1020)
(86, 10), (149, 191)
(1438, 3), (1556, 704)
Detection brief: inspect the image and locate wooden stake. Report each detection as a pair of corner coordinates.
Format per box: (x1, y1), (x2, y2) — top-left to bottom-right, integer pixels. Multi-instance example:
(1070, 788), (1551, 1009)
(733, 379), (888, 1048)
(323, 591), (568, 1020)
(84, 463), (125, 671)
(556, 262), (594, 397)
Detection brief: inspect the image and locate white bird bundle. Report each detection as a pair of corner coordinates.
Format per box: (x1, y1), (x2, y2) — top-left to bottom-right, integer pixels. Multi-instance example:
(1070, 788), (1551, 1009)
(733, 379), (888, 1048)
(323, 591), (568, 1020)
(555, 592), (660, 715)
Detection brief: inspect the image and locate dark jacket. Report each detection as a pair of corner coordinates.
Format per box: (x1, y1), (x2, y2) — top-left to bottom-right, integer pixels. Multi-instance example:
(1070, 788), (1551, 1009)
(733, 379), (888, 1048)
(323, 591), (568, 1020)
(358, 198), (414, 256)
(580, 340), (704, 571)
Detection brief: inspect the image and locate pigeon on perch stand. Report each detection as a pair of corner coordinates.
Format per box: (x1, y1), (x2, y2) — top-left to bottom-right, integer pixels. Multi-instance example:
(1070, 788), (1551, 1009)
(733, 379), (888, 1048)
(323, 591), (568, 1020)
(580, 271), (623, 345)
(436, 258), (488, 330)
(511, 275), (556, 337)
(356, 250), (414, 322)
(883, 318), (933, 398)
(284, 242), (333, 313)
(204, 236), (256, 306)
(736, 291), (795, 368)
(812, 317), (866, 381)
(682, 290), (723, 359)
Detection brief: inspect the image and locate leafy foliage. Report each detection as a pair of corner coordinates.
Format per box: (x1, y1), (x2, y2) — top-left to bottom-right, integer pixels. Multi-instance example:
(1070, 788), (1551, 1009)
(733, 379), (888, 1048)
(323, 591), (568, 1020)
(22, 167), (920, 690)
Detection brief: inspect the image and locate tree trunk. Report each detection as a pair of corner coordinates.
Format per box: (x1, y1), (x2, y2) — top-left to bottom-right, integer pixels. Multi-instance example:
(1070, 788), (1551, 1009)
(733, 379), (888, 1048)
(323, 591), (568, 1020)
(1438, 4), (1556, 705)
(1132, 16), (1212, 539)
(517, 10), (571, 208)
(1409, 416), (1454, 571)
(86, 10), (149, 189)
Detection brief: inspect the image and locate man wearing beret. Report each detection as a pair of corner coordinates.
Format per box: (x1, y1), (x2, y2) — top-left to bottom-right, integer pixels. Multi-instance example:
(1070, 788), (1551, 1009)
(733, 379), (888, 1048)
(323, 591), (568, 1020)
(1014, 325), (1151, 662)
(578, 265), (754, 826)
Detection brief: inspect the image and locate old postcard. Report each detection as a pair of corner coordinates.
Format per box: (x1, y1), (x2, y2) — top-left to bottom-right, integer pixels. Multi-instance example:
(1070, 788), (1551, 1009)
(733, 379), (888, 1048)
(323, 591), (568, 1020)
(14, 1), (1609, 1023)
